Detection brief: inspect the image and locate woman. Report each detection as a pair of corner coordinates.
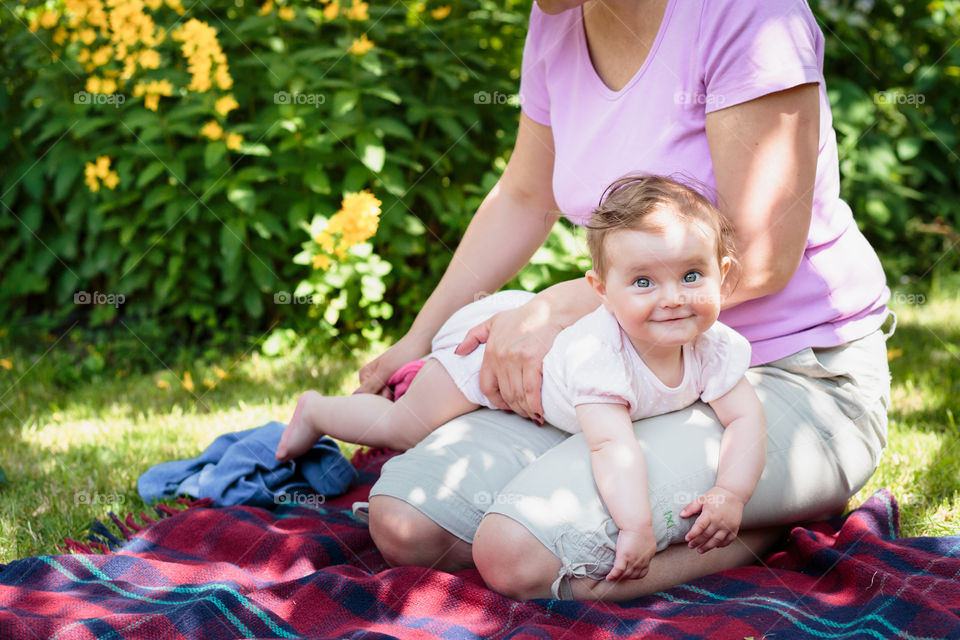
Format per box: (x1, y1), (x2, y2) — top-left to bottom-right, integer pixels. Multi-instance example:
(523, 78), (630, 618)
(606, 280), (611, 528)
(353, 0), (894, 601)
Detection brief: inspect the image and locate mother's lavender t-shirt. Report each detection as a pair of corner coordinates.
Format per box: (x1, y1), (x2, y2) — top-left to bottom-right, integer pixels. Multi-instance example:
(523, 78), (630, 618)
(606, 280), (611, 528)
(519, 0), (890, 366)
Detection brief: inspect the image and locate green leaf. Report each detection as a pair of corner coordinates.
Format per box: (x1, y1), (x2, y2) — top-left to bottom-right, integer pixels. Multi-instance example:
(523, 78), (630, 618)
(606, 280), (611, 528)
(136, 161), (166, 189)
(332, 90), (360, 117)
(356, 130), (385, 172)
(204, 141), (227, 169)
(242, 284), (264, 317)
(53, 162), (81, 202)
(143, 185), (177, 212)
(343, 165), (369, 192)
(227, 186), (256, 214)
(304, 168), (331, 194)
(362, 86), (401, 104)
(220, 219), (246, 265)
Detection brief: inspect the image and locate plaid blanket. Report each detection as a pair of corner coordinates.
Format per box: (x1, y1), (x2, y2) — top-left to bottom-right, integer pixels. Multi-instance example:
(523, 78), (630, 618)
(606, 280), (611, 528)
(1, 448), (958, 639)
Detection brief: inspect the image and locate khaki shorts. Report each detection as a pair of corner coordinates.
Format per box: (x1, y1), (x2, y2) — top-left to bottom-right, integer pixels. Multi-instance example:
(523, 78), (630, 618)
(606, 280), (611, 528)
(363, 323), (893, 598)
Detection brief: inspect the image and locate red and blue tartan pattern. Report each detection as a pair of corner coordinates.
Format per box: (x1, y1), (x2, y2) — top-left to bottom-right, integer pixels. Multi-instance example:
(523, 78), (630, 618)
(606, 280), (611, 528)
(1, 449), (958, 639)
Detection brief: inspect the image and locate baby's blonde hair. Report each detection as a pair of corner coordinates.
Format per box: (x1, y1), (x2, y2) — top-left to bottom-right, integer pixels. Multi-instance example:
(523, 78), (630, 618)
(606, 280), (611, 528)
(586, 174), (738, 280)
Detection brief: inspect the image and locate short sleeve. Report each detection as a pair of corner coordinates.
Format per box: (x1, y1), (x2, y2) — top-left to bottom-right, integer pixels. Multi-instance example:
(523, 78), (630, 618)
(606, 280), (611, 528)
(696, 323), (753, 403)
(518, 3), (551, 126)
(697, 0), (822, 113)
(544, 308), (633, 409)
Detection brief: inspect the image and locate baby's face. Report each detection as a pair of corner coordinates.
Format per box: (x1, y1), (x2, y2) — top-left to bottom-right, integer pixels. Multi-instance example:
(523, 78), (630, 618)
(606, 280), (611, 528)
(597, 209), (729, 352)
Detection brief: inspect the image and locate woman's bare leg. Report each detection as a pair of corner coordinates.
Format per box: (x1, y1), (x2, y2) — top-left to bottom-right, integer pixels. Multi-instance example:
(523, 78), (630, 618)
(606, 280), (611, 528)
(368, 495), (475, 570)
(473, 512), (786, 601)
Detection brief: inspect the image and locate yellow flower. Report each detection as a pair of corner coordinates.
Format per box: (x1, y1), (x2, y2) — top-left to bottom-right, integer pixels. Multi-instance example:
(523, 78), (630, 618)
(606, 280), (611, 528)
(166, 0), (185, 14)
(259, 0), (274, 14)
(201, 120), (224, 140)
(347, 33), (374, 55)
(53, 27), (69, 44)
(102, 171), (119, 190)
(203, 377), (216, 389)
(139, 49), (161, 69)
(94, 156), (111, 179)
(79, 28), (97, 45)
(0, 358), (12, 370)
(39, 10), (59, 29)
(326, 189), (382, 250)
(84, 163), (99, 191)
(156, 379), (170, 389)
(226, 132), (243, 150)
(29, 18), (39, 32)
(278, 6), (295, 20)
(144, 94), (160, 110)
(213, 365), (229, 379)
(323, 1), (339, 19)
(85, 76), (102, 93)
(172, 18), (232, 92)
(91, 45), (112, 66)
(345, 0), (368, 20)
(312, 254), (331, 270)
(144, 0), (163, 9)
(430, 5), (450, 19)
(182, 371), (194, 392)
(215, 94), (239, 116)
(78, 48), (91, 62)
(100, 78), (117, 94)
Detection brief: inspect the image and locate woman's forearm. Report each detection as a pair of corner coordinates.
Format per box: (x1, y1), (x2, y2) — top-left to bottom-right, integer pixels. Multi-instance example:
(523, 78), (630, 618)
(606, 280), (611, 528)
(407, 181), (557, 342)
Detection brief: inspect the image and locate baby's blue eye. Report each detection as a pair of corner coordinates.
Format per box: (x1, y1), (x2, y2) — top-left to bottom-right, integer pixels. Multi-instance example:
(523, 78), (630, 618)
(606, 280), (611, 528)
(683, 272), (701, 283)
(633, 277), (651, 288)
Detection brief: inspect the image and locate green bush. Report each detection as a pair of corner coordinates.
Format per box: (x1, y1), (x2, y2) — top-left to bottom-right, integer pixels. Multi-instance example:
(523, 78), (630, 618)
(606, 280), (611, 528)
(1, 0), (958, 354)
(813, 0), (960, 279)
(0, 0), (531, 350)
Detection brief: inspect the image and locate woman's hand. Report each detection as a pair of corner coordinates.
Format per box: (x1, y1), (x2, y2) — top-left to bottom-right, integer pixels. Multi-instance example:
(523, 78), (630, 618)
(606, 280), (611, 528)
(354, 332), (432, 397)
(455, 297), (561, 422)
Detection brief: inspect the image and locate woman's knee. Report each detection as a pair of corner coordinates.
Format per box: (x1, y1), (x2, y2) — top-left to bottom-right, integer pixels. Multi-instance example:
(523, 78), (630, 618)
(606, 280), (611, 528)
(472, 514), (559, 600)
(367, 495), (471, 569)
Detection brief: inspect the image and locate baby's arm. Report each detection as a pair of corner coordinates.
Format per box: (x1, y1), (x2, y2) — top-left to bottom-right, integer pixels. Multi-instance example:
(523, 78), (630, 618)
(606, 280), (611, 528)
(681, 376), (766, 552)
(575, 403), (657, 582)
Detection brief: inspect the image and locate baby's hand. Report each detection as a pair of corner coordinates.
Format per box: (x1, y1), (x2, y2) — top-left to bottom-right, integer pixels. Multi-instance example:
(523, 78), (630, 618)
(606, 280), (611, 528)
(680, 486), (744, 553)
(606, 527), (657, 582)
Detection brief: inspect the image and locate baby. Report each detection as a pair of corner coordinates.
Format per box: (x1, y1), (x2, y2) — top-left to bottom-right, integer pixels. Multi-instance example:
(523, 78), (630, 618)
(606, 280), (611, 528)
(277, 174), (766, 582)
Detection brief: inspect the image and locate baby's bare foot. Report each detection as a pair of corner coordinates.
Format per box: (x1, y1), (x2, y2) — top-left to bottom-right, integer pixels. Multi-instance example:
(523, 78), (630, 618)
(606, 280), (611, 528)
(276, 390), (324, 461)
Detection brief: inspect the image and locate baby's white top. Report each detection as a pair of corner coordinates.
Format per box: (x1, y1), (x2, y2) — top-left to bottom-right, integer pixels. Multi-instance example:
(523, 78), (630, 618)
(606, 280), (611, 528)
(540, 305), (752, 433)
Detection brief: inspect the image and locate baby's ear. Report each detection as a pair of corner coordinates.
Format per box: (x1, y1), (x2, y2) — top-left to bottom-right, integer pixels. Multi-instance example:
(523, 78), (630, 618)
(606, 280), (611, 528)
(585, 269), (608, 305)
(719, 257), (735, 295)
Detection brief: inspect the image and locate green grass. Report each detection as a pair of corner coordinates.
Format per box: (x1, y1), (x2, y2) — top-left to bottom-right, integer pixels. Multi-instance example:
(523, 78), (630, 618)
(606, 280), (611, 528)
(1, 289), (958, 563)
(0, 326), (366, 562)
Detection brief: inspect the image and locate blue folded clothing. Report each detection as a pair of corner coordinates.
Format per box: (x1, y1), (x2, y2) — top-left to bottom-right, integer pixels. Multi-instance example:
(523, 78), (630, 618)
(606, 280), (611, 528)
(137, 421), (358, 508)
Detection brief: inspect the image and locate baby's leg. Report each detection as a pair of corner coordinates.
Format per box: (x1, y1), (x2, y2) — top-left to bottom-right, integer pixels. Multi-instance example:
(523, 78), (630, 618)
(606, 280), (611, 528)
(276, 360), (477, 460)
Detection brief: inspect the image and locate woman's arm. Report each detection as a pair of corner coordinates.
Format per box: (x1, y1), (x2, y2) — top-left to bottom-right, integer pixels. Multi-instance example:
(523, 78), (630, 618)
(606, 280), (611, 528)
(355, 113), (560, 394)
(706, 83), (820, 308)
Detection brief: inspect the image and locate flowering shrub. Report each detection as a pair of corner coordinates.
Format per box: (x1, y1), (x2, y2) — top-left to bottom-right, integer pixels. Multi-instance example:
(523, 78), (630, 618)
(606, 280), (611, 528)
(0, 0), (530, 349)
